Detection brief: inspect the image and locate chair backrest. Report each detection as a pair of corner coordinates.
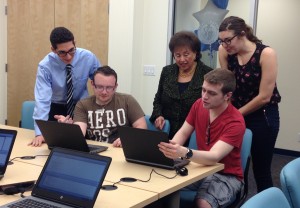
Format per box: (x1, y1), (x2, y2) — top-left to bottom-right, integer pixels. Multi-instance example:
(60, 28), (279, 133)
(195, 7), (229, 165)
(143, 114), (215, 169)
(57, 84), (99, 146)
(188, 128), (252, 171)
(229, 128), (252, 207)
(280, 157), (300, 208)
(188, 130), (197, 149)
(20, 100), (35, 130)
(181, 129), (253, 208)
(241, 129), (252, 171)
(241, 187), (291, 208)
(144, 115), (170, 134)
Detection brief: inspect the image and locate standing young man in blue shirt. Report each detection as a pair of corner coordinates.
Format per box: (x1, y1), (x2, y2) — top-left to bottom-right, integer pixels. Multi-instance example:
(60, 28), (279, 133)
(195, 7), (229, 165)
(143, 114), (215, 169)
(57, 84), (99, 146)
(30, 27), (101, 146)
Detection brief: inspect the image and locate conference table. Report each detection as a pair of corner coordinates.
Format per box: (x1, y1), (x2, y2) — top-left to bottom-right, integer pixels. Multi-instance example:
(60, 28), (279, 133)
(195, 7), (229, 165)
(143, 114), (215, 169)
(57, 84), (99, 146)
(0, 125), (224, 207)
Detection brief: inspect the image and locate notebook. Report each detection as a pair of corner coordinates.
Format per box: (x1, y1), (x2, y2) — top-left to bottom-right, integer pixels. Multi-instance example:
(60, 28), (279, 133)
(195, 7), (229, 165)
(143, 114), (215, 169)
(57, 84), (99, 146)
(0, 129), (17, 180)
(2, 147), (112, 208)
(118, 126), (189, 170)
(36, 120), (108, 154)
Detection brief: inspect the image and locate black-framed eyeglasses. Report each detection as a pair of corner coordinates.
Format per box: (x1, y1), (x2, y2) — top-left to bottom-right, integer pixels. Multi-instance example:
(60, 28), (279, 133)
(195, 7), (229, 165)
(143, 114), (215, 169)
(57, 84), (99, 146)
(57, 47), (76, 57)
(206, 123), (211, 145)
(93, 84), (115, 93)
(218, 35), (237, 46)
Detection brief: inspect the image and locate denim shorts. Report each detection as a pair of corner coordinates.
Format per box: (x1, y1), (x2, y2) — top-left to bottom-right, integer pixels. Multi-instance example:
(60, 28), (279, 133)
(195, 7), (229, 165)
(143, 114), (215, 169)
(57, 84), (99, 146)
(184, 173), (243, 208)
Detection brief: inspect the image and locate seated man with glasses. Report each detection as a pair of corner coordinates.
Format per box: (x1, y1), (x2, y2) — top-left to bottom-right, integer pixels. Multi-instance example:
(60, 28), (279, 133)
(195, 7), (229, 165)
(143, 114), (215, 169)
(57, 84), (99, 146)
(55, 66), (147, 147)
(158, 69), (245, 208)
(30, 27), (100, 147)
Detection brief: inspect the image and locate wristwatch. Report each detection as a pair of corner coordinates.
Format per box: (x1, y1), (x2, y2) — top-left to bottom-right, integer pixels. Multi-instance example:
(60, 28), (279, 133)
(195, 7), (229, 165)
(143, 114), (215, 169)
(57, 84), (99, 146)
(185, 148), (193, 159)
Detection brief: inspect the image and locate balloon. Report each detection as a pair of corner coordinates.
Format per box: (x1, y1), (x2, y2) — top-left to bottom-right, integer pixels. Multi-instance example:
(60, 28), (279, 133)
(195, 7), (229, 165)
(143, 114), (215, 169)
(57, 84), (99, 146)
(193, 0), (229, 44)
(197, 21), (219, 45)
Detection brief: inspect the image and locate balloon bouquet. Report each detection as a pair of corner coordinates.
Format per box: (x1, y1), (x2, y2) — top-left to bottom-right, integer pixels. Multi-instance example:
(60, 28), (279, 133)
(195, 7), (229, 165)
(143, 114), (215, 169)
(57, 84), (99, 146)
(193, 0), (228, 67)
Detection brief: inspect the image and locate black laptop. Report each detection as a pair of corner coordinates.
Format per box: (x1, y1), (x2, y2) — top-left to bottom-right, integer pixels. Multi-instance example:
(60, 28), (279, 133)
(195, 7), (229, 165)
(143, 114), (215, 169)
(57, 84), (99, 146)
(0, 129), (17, 180)
(118, 126), (189, 170)
(36, 120), (108, 154)
(2, 147), (112, 208)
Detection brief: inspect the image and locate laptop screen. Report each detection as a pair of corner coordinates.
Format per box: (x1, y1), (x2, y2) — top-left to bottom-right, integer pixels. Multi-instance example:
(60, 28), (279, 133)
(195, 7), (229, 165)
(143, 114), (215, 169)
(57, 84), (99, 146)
(0, 130), (17, 175)
(118, 126), (176, 169)
(32, 148), (111, 207)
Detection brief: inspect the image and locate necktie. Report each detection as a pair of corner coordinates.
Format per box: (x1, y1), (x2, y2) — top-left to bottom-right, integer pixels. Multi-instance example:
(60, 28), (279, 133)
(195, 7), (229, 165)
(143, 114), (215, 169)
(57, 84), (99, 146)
(66, 64), (75, 117)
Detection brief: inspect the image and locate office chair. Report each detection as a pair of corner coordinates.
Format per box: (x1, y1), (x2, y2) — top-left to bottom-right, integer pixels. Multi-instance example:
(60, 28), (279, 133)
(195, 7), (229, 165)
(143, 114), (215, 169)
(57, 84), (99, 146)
(240, 187), (291, 208)
(179, 130), (197, 207)
(144, 115), (170, 134)
(229, 128), (253, 208)
(19, 100), (35, 130)
(180, 129), (253, 208)
(280, 157), (300, 208)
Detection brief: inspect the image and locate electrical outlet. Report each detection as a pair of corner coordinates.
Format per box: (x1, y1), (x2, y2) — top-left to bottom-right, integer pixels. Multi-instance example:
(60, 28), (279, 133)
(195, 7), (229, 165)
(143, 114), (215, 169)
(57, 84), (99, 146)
(143, 65), (155, 76)
(298, 133), (300, 142)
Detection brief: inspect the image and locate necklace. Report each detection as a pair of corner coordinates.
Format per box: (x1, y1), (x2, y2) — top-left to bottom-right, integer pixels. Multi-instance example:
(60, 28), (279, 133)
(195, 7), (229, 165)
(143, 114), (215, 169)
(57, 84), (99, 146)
(179, 64), (196, 78)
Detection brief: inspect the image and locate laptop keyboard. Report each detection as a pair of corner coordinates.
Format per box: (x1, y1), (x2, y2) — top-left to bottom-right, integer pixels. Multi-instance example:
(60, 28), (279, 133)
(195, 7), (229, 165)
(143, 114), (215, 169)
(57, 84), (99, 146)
(8, 199), (61, 208)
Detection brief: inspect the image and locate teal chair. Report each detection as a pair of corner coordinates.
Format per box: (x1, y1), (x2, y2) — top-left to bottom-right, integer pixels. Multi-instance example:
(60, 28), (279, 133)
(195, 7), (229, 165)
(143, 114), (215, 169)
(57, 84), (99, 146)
(179, 131), (197, 207)
(280, 157), (300, 208)
(241, 187), (291, 208)
(180, 129), (253, 208)
(144, 115), (170, 134)
(19, 100), (35, 130)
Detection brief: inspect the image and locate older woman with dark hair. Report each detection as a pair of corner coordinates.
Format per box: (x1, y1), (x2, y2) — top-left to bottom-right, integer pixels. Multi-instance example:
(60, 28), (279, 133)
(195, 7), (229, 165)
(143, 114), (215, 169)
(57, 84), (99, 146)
(150, 31), (212, 146)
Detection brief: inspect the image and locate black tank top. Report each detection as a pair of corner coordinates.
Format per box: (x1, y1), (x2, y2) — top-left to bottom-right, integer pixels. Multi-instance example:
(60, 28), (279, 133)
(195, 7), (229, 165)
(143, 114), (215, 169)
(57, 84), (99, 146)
(227, 43), (281, 108)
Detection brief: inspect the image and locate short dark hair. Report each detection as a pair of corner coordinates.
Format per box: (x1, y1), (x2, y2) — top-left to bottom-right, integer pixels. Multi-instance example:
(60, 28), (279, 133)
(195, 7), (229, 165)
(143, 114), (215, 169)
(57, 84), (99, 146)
(93, 65), (118, 84)
(204, 68), (236, 94)
(50, 27), (75, 49)
(169, 31), (202, 61)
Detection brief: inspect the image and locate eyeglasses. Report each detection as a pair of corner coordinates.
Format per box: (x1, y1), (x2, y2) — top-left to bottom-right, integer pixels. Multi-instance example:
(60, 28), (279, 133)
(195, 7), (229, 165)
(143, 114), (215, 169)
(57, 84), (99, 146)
(93, 84), (115, 92)
(57, 47), (76, 57)
(218, 35), (237, 46)
(206, 123), (211, 145)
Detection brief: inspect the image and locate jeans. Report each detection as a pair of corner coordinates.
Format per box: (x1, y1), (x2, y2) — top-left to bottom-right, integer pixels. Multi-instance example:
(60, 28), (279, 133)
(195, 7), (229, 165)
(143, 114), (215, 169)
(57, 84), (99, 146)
(245, 104), (280, 192)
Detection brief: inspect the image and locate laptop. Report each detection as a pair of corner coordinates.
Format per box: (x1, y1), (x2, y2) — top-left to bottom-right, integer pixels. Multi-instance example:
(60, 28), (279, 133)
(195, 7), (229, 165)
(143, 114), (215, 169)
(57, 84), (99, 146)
(0, 129), (17, 180)
(36, 120), (108, 154)
(118, 126), (189, 170)
(2, 147), (112, 208)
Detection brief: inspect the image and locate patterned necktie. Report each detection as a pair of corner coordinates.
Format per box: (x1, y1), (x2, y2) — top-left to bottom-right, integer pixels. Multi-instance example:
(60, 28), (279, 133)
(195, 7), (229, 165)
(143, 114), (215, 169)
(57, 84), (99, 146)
(66, 64), (75, 117)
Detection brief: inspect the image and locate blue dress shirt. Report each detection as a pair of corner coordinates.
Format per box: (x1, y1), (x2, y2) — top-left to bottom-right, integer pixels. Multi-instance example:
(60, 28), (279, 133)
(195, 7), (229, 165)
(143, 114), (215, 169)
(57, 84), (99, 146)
(33, 48), (101, 136)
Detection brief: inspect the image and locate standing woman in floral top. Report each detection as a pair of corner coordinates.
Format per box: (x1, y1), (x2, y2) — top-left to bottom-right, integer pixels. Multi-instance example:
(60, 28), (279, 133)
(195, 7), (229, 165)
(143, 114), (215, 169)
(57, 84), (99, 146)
(150, 31), (213, 146)
(218, 16), (281, 193)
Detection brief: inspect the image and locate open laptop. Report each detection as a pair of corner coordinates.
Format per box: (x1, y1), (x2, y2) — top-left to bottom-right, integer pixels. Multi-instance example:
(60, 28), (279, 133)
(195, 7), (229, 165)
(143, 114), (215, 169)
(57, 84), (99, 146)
(2, 147), (112, 208)
(0, 129), (17, 180)
(118, 126), (189, 170)
(36, 120), (108, 154)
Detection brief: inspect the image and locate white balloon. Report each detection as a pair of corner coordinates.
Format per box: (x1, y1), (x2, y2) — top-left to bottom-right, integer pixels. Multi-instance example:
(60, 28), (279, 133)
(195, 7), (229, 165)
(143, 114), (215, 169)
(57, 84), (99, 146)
(197, 21), (219, 44)
(193, 0), (229, 44)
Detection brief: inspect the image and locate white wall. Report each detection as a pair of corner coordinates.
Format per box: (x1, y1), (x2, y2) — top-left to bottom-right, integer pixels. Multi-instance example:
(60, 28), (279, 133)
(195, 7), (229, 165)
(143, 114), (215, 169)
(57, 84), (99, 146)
(0, 0), (7, 124)
(256, 0), (300, 151)
(108, 0), (170, 115)
(108, 0), (135, 94)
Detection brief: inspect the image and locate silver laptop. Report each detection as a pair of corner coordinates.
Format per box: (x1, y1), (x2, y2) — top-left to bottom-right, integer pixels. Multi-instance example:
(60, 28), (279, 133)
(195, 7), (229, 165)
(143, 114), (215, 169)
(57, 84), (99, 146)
(118, 126), (189, 170)
(2, 147), (112, 208)
(36, 120), (108, 154)
(0, 129), (17, 180)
